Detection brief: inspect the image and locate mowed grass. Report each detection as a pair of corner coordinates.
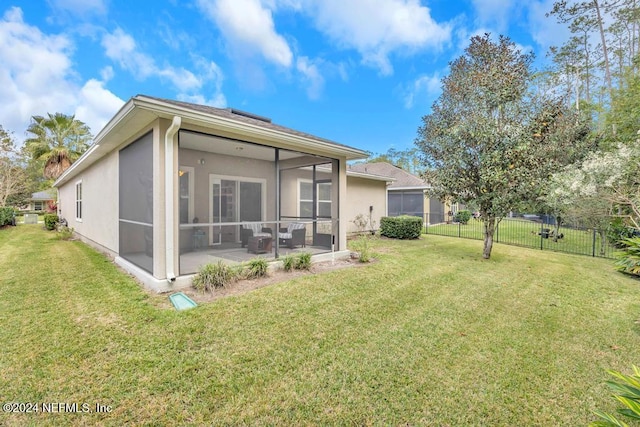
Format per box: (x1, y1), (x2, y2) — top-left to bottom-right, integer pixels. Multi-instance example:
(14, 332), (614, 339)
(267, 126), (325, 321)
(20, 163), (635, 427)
(427, 217), (617, 258)
(1, 225), (639, 426)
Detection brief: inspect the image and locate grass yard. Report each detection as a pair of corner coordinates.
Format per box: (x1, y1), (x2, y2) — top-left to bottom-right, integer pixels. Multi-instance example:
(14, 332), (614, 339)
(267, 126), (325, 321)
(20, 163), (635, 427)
(1, 225), (639, 426)
(427, 217), (616, 258)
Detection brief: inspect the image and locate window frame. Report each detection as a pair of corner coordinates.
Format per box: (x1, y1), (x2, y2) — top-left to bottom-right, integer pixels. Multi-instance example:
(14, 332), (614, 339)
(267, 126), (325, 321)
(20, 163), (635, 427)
(297, 179), (332, 219)
(75, 180), (83, 222)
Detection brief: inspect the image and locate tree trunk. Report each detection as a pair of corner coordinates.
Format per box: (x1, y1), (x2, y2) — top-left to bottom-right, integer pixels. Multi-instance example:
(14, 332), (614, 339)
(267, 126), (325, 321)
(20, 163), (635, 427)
(482, 217), (496, 259)
(594, 0), (613, 99)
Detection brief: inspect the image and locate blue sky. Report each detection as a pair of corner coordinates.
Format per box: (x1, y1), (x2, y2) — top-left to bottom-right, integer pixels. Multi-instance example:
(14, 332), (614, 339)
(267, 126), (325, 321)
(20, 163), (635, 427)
(1, 0), (566, 154)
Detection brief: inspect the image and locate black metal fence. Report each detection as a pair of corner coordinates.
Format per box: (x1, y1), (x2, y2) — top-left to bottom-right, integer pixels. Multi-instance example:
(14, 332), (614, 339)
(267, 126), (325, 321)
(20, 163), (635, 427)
(422, 212), (618, 259)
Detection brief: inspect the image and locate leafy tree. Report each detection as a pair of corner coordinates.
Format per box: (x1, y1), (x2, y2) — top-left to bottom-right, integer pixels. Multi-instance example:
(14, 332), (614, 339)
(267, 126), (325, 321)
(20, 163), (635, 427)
(548, 0), (614, 100)
(605, 66), (640, 145)
(543, 139), (640, 256)
(416, 34), (593, 259)
(25, 113), (92, 179)
(0, 126), (26, 207)
(363, 147), (424, 175)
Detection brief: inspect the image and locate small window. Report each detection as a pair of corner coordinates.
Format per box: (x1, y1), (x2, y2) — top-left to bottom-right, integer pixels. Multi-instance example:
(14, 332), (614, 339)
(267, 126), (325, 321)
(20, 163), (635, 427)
(75, 181), (82, 221)
(298, 180), (332, 218)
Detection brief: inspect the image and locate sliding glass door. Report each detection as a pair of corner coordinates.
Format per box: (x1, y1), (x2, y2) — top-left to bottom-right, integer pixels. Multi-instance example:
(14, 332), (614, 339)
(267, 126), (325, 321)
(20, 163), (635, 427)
(209, 175), (265, 245)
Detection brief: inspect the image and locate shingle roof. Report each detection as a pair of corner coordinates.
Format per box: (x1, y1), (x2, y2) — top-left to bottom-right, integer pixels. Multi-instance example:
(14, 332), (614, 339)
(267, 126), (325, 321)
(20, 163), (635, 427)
(31, 191), (55, 200)
(348, 162), (428, 189)
(141, 95), (359, 152)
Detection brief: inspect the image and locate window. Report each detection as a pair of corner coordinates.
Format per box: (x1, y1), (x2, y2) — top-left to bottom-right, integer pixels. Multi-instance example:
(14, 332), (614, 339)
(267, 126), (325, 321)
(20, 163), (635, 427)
(34, 201), (43, 211)
(75, 181), (82, 221)
(178, 166), (194, 224)
(298, 180), (332, 218)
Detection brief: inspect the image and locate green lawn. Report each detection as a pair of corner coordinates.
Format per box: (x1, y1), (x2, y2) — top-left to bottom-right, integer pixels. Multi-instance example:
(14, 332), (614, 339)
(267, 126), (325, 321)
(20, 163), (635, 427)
(1, 225), (639, 426)
(427, 217), (616, 258)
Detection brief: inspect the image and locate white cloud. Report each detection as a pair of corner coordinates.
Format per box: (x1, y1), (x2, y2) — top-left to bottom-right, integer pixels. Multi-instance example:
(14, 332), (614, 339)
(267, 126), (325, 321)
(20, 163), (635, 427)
(196, 0), (293, 67)
(101, 28), (202, 92)
(303, 0), (452, 75)
(47, 0), (108, 16)
(296, 56), (324, 100)
(0, 7), (121, 141)
(183, 58), (227, 108)
(526, 0), (570, 51)
(403, 73), (442, 109)
(74, 79), (125, 134)
(470, 0), (517, 33)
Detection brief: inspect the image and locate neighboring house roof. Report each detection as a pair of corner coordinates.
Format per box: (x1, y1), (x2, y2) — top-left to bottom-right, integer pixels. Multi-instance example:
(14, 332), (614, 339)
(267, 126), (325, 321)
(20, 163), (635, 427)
(314, 164), (395, 183)
(30, 191), (55, 201)
(348, 162), (428, 190)
(54, 95), (368, 187)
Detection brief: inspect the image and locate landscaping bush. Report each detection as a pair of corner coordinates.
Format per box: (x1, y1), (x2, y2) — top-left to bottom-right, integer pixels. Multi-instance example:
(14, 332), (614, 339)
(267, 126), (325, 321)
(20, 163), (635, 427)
(454, 210), (472, 224)
(615, 237), (640, 277)
(608, 218), (640, 248)
(56, 226), (74, 241)
(192, 260), (238, 292)
(590, 365), (640, 426)
(350, 235), (372, 263)
(43, 213), (59, 231)
(0, 207), (15, 227)
(295, 252), (312, 271)
(281, 254), (296, 272)
(380, 215), (422, 239)
(244, 258), (269, 279)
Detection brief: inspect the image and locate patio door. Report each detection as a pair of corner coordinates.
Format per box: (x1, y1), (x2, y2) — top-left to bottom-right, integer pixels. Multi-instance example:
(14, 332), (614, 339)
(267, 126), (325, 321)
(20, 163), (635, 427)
(209, 175), (265, 245)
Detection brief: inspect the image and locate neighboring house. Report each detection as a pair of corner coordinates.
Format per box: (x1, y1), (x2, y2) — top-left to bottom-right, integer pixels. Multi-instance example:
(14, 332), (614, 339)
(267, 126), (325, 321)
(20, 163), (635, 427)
(53, 95), (371, 292)
(344, 169), (394, 234)
(27, 191), (55, 212)
(348, 162), (454, 224)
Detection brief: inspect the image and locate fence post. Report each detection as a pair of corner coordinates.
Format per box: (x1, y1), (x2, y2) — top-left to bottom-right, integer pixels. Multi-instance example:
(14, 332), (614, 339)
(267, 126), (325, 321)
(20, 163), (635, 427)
(495, 222), (499, 243)
(540, 221), (544, 250)
(458, 221), (461, 238)
(592, 229), (596, 257)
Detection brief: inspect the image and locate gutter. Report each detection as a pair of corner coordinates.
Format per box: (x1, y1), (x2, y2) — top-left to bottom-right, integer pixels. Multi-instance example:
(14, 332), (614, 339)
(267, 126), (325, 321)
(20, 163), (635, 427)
(165, 116), (181, 283)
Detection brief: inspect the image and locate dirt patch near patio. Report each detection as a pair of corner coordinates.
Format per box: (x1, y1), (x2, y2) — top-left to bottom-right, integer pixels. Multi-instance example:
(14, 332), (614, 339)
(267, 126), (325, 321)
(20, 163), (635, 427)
(175, 258), (371, 305)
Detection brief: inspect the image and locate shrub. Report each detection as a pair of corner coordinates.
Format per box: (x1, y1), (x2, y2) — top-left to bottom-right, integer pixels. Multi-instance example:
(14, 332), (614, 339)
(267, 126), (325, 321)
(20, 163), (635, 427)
(454, 210), (472, 224)
(615, 237), (640, 277)
(608, 218), (639, 248)
(56, 226), (74, 240)
(380, 215), (422, 239)
(590, 365), (640, 426)
(43, 214), (59, 231)
(350, 235), (372, 263)
(295, 252), (312, 271)
(0, 207), (15, 226)
(351, 213), (368, 233)
(244, 258), (269, 279)
(281, 254), (296, 272)
(192, 260), (238, 292)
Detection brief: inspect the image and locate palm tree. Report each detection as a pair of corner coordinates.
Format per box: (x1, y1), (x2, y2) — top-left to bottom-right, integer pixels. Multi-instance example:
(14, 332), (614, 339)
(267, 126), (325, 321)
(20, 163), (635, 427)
(25, 113), (93, 179)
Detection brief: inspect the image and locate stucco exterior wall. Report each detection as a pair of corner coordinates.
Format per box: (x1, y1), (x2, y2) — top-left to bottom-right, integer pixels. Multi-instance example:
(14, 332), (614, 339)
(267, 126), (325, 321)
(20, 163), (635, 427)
(345, 176), (388, 234)
(58, 150), (119, 254)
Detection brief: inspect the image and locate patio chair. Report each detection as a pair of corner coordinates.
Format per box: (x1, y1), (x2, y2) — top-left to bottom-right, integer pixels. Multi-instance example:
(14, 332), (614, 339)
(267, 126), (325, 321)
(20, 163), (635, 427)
(278, 223), (306, 249)
(241, 223), (272, 248)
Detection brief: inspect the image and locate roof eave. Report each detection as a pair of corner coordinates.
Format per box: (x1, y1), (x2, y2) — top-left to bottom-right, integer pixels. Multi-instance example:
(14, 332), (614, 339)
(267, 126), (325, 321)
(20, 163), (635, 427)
(134, 96), (368, 160)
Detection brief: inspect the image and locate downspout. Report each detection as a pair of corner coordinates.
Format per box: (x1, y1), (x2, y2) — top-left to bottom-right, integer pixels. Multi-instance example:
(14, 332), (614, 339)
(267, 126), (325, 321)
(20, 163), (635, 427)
(165, 116), (181, 283)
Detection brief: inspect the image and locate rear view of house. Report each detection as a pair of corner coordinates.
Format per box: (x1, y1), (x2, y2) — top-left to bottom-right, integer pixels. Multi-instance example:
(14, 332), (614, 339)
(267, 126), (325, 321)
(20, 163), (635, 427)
(54, 95), (369, 291)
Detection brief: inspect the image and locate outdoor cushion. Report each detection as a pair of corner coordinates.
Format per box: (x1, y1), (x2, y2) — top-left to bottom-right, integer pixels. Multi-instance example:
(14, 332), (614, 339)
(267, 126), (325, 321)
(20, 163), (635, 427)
(243, 223), (264, 234)
(278, 222), (305, 239)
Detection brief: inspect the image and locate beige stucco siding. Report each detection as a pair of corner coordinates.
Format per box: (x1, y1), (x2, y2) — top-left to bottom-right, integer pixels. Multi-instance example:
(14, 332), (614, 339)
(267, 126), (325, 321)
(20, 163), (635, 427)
(58, 150), (119, 254)
(345, 176), (387, 234)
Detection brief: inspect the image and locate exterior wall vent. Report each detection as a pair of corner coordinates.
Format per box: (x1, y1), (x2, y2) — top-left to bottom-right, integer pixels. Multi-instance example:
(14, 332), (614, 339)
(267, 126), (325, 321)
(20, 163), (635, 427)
(229, 108), (272, 123)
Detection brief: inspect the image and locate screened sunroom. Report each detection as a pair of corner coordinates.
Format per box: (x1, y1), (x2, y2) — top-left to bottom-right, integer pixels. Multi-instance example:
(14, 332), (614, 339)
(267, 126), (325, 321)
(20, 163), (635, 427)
(177, 129), (340, 275)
